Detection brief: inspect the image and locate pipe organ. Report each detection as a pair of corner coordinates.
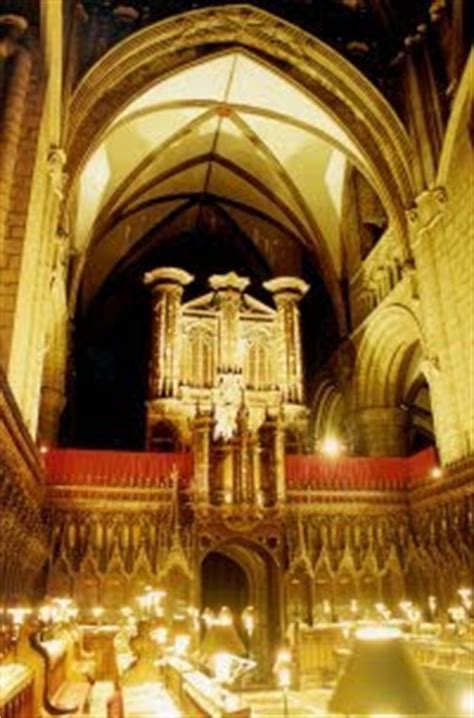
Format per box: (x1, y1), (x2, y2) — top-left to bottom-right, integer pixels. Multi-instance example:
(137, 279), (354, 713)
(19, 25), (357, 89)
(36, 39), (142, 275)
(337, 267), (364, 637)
(144, 269), (309, 507)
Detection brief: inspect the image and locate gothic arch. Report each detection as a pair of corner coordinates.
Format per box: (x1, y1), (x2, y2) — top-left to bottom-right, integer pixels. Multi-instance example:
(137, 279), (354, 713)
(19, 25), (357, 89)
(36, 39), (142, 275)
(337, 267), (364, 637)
(64, 5), (416, 327)
(200, 538), (282, 669)
(66, 7), (413, 204)
(310, 376), (346, 448)
(353, 304), (424, 409)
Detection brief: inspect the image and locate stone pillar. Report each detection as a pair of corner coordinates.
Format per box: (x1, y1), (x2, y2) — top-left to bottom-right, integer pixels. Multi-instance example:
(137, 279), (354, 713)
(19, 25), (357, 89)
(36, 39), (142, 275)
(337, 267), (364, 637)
(38, 349), (66, 445)
(401, 30), (443, 189)
(144, 267), (193, 399)
(209, 272), (249, 372)
(234, 404), (250, 504)
(249, 435), (261, 505)
(0, 14), (30, 249)
(260, 410), (286, 503)
(192, 410), (212, 504)
(355, 407), (409, 457)
(407, 188), (467, 463)
(263, 277), (309, 403)
(38, 229), (70, 445)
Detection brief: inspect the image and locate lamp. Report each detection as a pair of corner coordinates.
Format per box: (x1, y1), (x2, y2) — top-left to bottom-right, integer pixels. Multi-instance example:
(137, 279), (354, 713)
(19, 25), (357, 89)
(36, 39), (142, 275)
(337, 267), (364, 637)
(328, 626), (442, 716)
(91, 606), (104, 626)
(5, 607), (31, 658)
(200, 607), (246, 667)
(241, 606), (256, 658)
(319, 435), (346, 458)
(274, 646), (292, 718)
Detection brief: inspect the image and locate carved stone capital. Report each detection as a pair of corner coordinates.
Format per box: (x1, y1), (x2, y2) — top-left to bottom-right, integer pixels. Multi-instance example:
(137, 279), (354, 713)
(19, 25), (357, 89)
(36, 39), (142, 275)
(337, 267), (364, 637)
(415, 186), (448, 227)
(47, 146), (68, 199)
(0, 13), (28, 59)
(144, 266), (194, 293)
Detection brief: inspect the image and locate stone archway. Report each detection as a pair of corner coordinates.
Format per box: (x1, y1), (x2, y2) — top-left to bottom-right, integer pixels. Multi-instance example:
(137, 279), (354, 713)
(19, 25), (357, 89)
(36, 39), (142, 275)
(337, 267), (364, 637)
(352, 303), (429, 456)
(200, 539), (282, 675)
(201, 552), (250, 616)
(64, 5), (416, 328)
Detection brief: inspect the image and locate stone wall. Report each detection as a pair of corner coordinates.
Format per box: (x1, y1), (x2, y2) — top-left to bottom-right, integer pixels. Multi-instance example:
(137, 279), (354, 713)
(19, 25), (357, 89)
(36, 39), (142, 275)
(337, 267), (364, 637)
(0, 367), (48, 603)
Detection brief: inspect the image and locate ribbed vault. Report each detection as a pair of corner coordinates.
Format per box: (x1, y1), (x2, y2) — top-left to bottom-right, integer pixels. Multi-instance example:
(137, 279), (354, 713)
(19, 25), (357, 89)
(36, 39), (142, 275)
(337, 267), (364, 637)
(66, 6), (415, 337)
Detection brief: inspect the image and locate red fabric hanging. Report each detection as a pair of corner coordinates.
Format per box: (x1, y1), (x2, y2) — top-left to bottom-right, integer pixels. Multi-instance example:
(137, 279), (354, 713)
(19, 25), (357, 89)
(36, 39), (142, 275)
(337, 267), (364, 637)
(285, 447), (437, 491)
(44, 449), (193, 487)
(44, 447), (436, 491)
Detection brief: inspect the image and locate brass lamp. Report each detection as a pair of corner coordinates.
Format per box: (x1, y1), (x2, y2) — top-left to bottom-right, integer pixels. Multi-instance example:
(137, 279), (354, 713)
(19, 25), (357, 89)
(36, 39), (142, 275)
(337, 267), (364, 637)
(200, 607), (246, 665)
(328, 626), (442, 716)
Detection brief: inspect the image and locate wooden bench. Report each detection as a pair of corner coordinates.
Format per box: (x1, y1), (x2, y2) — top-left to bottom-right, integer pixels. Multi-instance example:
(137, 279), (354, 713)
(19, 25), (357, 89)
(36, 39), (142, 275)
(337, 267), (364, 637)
(0, 663), (34, 718)
(30, 629), (94, 715)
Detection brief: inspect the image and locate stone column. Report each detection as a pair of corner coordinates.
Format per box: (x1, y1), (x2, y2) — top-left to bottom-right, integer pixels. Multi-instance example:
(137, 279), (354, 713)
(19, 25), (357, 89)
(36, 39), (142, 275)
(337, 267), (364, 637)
(260, 410), (286, 503)
(354, 407), (409, 457)
(263, 277), (309, 403)
(38, 228), (70, 445)
(407, 188), (467, 463)
(249, 435), (261, 505)
(144, 267), (193, 399)
(0, 14), (30, 250)
(234, 404), (250, 504)
(192, 410), (212, 504)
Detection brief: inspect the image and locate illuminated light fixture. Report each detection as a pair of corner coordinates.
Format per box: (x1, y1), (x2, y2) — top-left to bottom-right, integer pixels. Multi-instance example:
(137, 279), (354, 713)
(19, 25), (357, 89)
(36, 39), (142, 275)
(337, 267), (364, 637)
(200, 607), (246, 664)
(214, 651), (233, 684)
(202, 607), (216, 629)
(7, 607), (31, 627)
(460, 690), (474, 715)
(151, 626), (168, 646)
(39, 444), (49, 455)
(274, 647), (292, 718)
(457, 587), (472, 611)
(319, 435), (345, 458)
(329, 625), (441, 716)
(174, 633), (191, 656)
(241, 606), (256, 638)
(91, 606), (104, 624)
(355, 626), (402, 641)
(430, 466), (443, 479)
(6, 607), (31, 657)
(350, 599), (358, 617)
(218, 607), (234, 627)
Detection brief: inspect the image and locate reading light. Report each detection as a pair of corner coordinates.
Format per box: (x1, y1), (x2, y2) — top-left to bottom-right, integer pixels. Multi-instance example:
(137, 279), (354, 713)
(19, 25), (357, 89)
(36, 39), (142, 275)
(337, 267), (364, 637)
(329, 625), (441, 716)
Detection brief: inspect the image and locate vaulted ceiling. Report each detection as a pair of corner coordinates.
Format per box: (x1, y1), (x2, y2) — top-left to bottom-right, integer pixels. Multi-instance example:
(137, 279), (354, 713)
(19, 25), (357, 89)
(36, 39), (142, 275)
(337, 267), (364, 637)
(76, 50), (368, 313)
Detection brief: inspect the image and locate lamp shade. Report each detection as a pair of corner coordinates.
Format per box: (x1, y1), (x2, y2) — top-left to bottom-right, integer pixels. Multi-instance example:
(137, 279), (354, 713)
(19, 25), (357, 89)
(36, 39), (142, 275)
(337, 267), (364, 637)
(328, 627), (441, 715)
(200, 621), (246, 662)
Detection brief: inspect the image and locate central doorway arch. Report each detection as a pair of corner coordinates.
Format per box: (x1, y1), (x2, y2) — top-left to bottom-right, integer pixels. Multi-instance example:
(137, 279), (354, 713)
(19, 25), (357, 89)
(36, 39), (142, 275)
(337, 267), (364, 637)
(200, 540), (282, 677)
(201, 552), (250, 615)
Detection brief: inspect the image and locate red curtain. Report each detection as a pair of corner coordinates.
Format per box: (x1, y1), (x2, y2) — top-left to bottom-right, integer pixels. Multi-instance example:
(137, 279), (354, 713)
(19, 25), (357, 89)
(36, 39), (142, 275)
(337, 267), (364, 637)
(407, 446), (438, 482)
(44, 449), (193, 487)
(285, 447), (437, 491)
(44, 447), (436, 491)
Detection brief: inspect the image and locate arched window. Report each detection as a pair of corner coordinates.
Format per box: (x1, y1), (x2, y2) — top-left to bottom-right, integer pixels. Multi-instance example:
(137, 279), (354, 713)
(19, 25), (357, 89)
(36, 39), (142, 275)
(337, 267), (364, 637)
(149, 421), (180, 452)
(185, 327), (214, 388)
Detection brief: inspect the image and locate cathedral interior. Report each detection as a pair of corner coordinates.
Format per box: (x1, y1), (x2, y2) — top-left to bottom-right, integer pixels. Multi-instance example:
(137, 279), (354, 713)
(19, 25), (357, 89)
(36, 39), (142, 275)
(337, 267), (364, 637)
(0, 0), (472, 716)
